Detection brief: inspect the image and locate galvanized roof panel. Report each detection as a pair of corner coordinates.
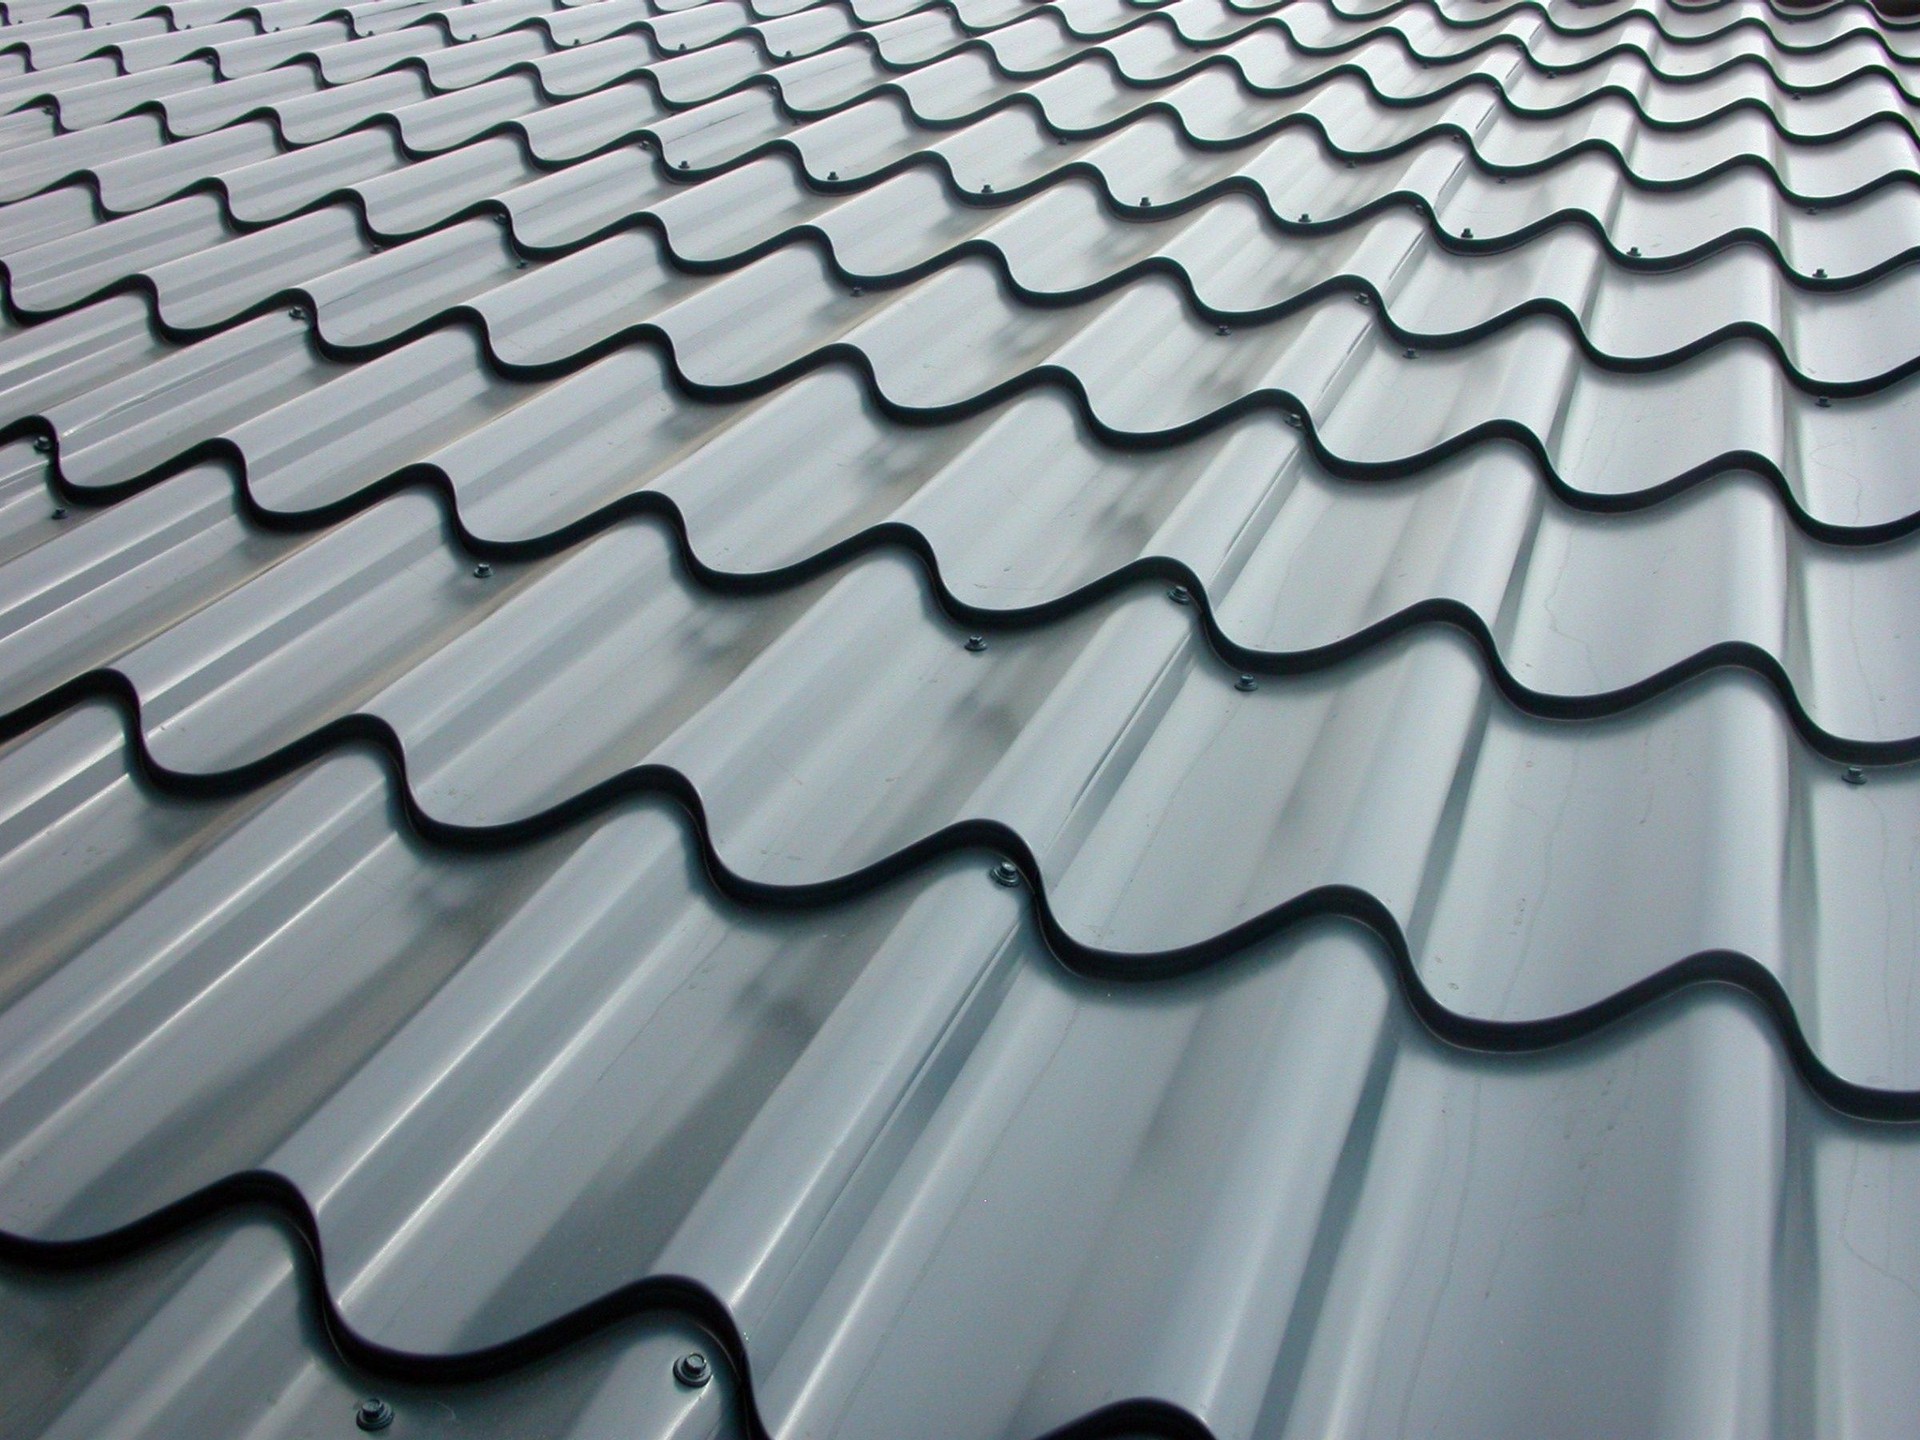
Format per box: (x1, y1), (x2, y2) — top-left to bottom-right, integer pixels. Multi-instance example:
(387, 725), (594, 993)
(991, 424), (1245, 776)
(2, 714), (1917, 1438)
(4, 493), (1915, 1073)
(3, 0), (1920, 1436)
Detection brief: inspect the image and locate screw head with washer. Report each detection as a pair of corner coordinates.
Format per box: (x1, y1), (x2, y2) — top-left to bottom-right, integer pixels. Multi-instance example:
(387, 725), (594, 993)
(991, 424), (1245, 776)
(355, 1397), (394, 1432)
(674, 1352), (712, 1388)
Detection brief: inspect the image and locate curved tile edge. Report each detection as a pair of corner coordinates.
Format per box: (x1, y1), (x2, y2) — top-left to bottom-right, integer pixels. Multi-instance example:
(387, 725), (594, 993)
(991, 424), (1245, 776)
(1, 670), (1915, 1122)
(0, 1171), (1218, 1439)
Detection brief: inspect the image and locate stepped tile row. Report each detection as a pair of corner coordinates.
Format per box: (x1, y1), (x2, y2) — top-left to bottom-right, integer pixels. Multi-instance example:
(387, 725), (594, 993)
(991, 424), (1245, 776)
(5, 2), (1920, 1438)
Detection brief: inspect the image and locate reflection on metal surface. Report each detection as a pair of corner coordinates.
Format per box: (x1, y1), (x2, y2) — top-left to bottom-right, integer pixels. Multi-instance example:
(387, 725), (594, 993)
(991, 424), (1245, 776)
(2, 0), (1920, 1435)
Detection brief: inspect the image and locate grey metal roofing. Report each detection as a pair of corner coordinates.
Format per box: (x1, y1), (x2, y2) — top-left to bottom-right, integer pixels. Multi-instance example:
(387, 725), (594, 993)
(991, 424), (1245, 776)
(2, 0), (1920, 1435)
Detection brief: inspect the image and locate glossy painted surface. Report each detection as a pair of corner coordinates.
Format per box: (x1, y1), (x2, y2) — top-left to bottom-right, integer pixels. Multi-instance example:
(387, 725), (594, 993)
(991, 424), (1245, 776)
(1, 0), (1919, 1437)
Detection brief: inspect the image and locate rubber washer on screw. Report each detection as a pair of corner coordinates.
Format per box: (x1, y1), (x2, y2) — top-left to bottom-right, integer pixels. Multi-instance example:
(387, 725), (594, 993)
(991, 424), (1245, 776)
(355, 1397), (394, 1432)
(674, 1352), (712, 1388)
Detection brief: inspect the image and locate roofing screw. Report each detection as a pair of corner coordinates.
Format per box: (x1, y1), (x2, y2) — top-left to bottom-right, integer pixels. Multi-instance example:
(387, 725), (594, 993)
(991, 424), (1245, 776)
(1354, 291), (1370, 306)
(678, 160), (690, 170)
(1235, 674), (1258, 692)
(826, 170), (839, 181)
(1167, 584), (1191, 604)
(849, 285), (864, 296)
(473, 562), (493, 578)
(673, 1352), (711, 1388)
(965, 634), (988, 652)
(1344, 158), (1355, 168)
(982, 183), (993, 194)
(1284, 411), (1302, 428)
(1844, 765), (1866, 786)
(1460, 227), (1473, 239)
(1215, 323), (1230, 336)
(1805, 206), (1817, 216)
(288, 305), (308, 322)
(1815, 396), (1831, 408)
(50, 505), (66, 519)
(1298, 211), (1310, 222)
(990, 860), (1021, 887)
(1496, 176), (1507, 184)
(355, 1398), (394, 1432)
(1627, 245), (1640, 256)
(1140, 195), (1150, 206)
(1813, 267), (1827, 279)
(515, 258), (528, 269)
(31, 435), (49, 452)
(1403, 347), (1418, 359)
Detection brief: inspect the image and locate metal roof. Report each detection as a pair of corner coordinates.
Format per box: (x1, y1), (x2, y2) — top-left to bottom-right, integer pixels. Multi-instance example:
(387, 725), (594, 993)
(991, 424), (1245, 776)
(2, 0), (1920, 1434)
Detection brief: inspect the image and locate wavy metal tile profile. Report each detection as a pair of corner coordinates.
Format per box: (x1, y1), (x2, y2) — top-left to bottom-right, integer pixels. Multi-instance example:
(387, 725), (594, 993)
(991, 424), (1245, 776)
(7, 227), (1916, 538)
(5, 146), (1919, 390)
(15, 69), (1919, 283)
(0, 652), (1918, 1121)
(4, 349), (1920, 749)
(4, 0), (1920, 1437)
(5, 2), (1917, 329)
(0, 721), (1917, 1440)
(0, 473), (1917, 1107)
(8, 0), (1920, 210)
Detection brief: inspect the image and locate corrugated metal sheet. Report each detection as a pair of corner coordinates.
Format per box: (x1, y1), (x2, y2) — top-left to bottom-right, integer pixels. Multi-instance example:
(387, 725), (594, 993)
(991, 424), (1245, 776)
(2, 0), (1920, 1434)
